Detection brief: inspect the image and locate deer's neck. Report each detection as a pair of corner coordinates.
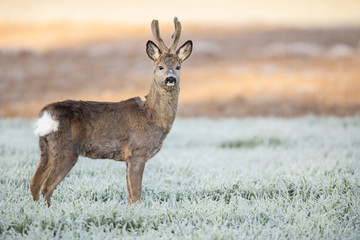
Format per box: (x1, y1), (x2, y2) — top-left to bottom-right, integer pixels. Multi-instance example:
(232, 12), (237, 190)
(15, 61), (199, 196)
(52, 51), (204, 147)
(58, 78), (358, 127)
(145, 81), (179, 133)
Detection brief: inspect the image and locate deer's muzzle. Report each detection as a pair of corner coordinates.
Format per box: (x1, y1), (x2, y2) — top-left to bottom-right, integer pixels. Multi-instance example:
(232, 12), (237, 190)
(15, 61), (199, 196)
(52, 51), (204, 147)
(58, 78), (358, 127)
(165, 76), (177, 87)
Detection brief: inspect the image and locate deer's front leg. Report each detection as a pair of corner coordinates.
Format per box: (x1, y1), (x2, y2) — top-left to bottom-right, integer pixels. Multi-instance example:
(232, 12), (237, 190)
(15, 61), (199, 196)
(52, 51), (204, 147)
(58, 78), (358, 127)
(126, 159), (146, 204)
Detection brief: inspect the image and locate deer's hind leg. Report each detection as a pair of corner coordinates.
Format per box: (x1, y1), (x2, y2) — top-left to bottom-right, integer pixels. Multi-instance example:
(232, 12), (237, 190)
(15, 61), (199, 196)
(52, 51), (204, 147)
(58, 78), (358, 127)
(30, 137), (53, 201)
(41, 148), (79, 206)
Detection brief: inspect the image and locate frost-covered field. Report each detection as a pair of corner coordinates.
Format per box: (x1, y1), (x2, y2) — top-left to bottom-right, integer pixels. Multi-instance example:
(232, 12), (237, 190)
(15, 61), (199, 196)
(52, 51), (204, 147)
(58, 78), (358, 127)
(0, 117), (359, 239)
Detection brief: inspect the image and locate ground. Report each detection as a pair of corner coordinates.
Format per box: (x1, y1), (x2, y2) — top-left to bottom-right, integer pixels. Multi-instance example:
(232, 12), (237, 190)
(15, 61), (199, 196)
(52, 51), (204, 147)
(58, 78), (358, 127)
(0, 117), (359, 239)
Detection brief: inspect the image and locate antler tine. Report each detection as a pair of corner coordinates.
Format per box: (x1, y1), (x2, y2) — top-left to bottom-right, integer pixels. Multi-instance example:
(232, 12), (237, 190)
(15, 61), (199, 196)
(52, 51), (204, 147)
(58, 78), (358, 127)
(170, 17), (182, 53)
(151, 19), (169, 52)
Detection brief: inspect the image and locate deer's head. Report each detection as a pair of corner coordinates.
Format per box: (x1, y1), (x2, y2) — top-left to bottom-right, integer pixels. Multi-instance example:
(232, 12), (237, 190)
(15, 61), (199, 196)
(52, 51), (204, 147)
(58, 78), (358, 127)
(146, 17), (193, 90)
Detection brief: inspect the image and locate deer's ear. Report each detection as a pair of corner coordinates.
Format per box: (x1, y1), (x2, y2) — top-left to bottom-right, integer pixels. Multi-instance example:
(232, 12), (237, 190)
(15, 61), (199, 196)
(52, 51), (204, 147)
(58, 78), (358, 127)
(146, 41), (161, 61)
(176, 40), (192, 62)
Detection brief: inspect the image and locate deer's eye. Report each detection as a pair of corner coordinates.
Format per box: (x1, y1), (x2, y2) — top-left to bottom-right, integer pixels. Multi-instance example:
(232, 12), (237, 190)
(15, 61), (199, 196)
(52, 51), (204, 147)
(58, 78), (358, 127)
(176, 66), (181, 70)
(159, 66), (164, 70)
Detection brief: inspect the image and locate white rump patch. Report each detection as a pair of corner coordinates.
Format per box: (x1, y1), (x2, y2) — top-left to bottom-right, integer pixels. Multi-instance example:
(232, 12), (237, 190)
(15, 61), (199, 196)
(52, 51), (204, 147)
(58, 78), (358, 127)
(34, 111), (59, 137)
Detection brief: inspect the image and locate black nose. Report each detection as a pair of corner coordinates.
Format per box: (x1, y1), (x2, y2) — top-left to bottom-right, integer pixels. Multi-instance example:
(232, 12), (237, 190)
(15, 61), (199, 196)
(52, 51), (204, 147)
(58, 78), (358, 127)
(165, 76), (177, 85)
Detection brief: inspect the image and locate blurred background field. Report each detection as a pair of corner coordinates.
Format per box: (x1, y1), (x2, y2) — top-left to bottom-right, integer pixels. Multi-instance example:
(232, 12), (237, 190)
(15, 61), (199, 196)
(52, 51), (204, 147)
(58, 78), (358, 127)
(0, 0), (360, 118)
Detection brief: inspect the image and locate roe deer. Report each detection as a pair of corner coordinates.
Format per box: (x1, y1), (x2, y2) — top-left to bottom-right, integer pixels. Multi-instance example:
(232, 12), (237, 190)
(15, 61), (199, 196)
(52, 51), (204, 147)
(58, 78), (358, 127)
(30, 17), (193, 205)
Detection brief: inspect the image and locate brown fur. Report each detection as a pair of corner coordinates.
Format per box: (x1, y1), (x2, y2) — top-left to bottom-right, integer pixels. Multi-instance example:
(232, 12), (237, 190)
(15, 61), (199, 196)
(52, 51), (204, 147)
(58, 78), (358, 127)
(30, 18), (192, 205)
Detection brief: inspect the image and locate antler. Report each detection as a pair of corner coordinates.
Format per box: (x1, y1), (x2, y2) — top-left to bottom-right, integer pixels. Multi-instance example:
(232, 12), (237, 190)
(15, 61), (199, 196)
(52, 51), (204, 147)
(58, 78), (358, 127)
(151, 17), (182, 53)
(170, 17), (182, 53)
(151, 19), (168, 52)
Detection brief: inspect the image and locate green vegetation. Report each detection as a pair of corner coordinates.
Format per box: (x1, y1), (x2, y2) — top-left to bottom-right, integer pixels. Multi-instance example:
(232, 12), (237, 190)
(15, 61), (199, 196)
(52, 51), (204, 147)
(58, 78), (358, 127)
(220, 136), (284, 148)
(0, 117), (359, 239)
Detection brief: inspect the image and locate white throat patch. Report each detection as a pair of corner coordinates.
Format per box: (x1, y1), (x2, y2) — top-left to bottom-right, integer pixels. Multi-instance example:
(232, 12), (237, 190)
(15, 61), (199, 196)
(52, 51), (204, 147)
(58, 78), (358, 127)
(34, 111), (59, 137)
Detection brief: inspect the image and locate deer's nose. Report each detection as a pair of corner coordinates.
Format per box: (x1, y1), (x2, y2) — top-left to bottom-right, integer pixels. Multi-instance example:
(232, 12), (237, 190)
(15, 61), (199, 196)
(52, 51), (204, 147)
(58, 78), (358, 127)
(165, 76), (177, 86)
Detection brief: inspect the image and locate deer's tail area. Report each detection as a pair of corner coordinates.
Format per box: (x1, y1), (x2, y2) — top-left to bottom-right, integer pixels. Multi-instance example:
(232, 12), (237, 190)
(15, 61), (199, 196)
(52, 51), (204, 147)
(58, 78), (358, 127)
(34, 111), (59, 137)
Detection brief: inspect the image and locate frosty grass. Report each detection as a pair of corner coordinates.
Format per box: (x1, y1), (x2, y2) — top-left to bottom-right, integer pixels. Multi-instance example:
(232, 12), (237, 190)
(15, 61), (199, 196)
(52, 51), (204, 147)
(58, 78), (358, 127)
(0, 116), (359, 239)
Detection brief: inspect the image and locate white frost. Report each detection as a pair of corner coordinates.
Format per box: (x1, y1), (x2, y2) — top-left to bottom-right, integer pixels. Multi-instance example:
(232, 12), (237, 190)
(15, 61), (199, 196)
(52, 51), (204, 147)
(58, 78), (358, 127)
(34, 111), (59, 137)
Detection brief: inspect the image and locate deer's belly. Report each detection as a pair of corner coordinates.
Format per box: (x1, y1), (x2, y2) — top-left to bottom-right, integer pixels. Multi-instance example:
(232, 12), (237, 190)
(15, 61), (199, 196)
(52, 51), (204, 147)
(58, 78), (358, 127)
(80, 140), (127, 161)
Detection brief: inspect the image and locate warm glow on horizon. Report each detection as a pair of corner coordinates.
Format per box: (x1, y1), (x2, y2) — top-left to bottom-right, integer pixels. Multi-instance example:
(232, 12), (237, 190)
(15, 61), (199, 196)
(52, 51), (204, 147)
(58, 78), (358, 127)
(1, 0), (360, 27)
